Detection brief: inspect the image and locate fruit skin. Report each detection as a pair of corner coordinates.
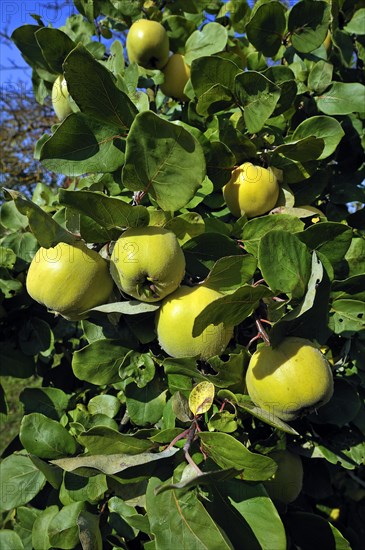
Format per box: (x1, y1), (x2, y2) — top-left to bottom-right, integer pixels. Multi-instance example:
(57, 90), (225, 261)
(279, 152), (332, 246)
(110, 226), (185, 303)
(26, 241), (114, 320)
(160, 53), (191, 101)
(245, 337), (334, 421)
(263, 450), (303, 504)
(51, 75), (73, 121)
(156, 285), (234, 360)
(223, 162), (280, 218)
(126, 19), (170, 69)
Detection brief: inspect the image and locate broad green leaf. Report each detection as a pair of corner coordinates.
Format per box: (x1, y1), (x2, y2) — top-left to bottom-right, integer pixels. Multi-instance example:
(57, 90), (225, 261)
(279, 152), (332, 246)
(72, 339), (130, 385)
(184, 22), (228, 65)
(60, 472), (107, 504)
(316, 82), (365, 115)
(11, 25), (50, 71)
(183, 232), (242, 279)
(298, 222), (352, 266)
(124, 378), (167, 426)
(246, 1), (287, 57)
(331, 275), (365, 302)
(329, 299), (365, 335)
(263, 66), (297, 116)
(108, 495), (150, 539)
(190, 55), (242, 97)
(32, 506), (59, 550)
(273, 137), (324, 162)
(0, 200), (28, 230)
(307, 60), (333, 95)
(0, 454), (46, 511)
(203, 255), (257, 292)
(208, 411), (238, 433)
(59, 189), (149, 229)
(285, 512), (351, 550)
(123, 111), (206, 212)
(88, 394), (121, 418)
(64, 44), (138, 129)
(20, 387), (69, 420)
(48, 502), (86, 550)
(344, 8), (365, 35)
(310, 379), (361, 428)
(0, 530), (24, 550)
(20, 413), (77, 459)
(292, 116), (345, 159)
(164, 212), (205, 245)
(235, 396), (299, 435)
(35, 27), (75, 73)
(13, 505), (40, 550)
(18, 318), (54, 357)
(40, 113), (125, 176)
(164, 15), (196, 52)
(288, 0), (330, 53)
(193, 284), (273, 337)
(196, 84), (234, 116)
(241, 214), (305, 257)
(235, 71), (281, 133)
(146, 477), (233, 550)
(29, 455), (63, 489)
(0, 342), (35, 378)
(199, 432), (277, 481)
(165, 348), (248, 390)
(86, 301), (160, 316)
(189, 381), (215, 415)
(3, 190), (75, 248)
(208, 481), (287, 550)
(77, 426), (154, 455)
(77, 511), (103, 550)
(51, 448), (178, 475)
(154, 466), (239, 495)
(259, 230), (312, 299)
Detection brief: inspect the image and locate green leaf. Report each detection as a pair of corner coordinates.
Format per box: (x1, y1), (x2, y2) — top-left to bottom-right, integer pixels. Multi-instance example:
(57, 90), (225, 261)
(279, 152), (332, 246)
(259, 230), (312, 299)
(20, 413), (77, 459)
(273, 137), (324, 162)
(241, 214), (305, 257)
(316, 82), (365, 115)
(196, 84), (234, 116)
(208, 481), (287, 550)
(88, 394), (120, 418)
(3, 190), (75, 248)
(285, 511), (351, 550)
(51, 448), (178, 475)
(184, 22), (228, 65)
(0, 200), (28, 230)
(77, 511), (103, 550)
(40, 113), (125, 176)
(0, 342), (35, 378)
(72, 339), (130, 385)
(35, 27), (75, 73)
(20, 387), (69, 420)
(146, 477), (233, 550)
(199, 432), (277, 481)
(298, 222), (353, 266)
(64, 44), (138, 130)
(14, 505), (40, 549)
(307, 60), (333, 95)
(329, 299), (365, 335)
(202, 255), (257, 292)
(32, 506), (59, 550)
(263, 66), (298, 116)
(0, 454), (46, 511)
(154, 466), (239, 495)
(344, 8), (365, 35)
(0, 531), (24, 550)
(60, 472), (107, 504)
(190, 55), (242, 98)
(19, 318), (54, 357)
(193, 284), (272, 337)
(77, 426), (154, 455)
(183, 232), (242, 279)
(48, 502), (86, 550)
(235, 396), (299, 435)
(310, 379), (361, 428)
(246, 1), (287, 57)
(234, 71), (281, 133)
(11, 25), (50, 71)
(123, 111), (205, 211)
(86, 301), (160, 316)
(288, 0), (330, 53)
(164, 212), (205, 245)
(59, 189), (149, 229)
(125, 378), (167, 426)
(292, 116), (345, 160)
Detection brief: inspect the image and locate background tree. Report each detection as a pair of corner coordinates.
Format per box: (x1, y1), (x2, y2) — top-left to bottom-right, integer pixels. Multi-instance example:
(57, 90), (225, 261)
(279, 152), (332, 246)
(1, 1), (364, 549)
